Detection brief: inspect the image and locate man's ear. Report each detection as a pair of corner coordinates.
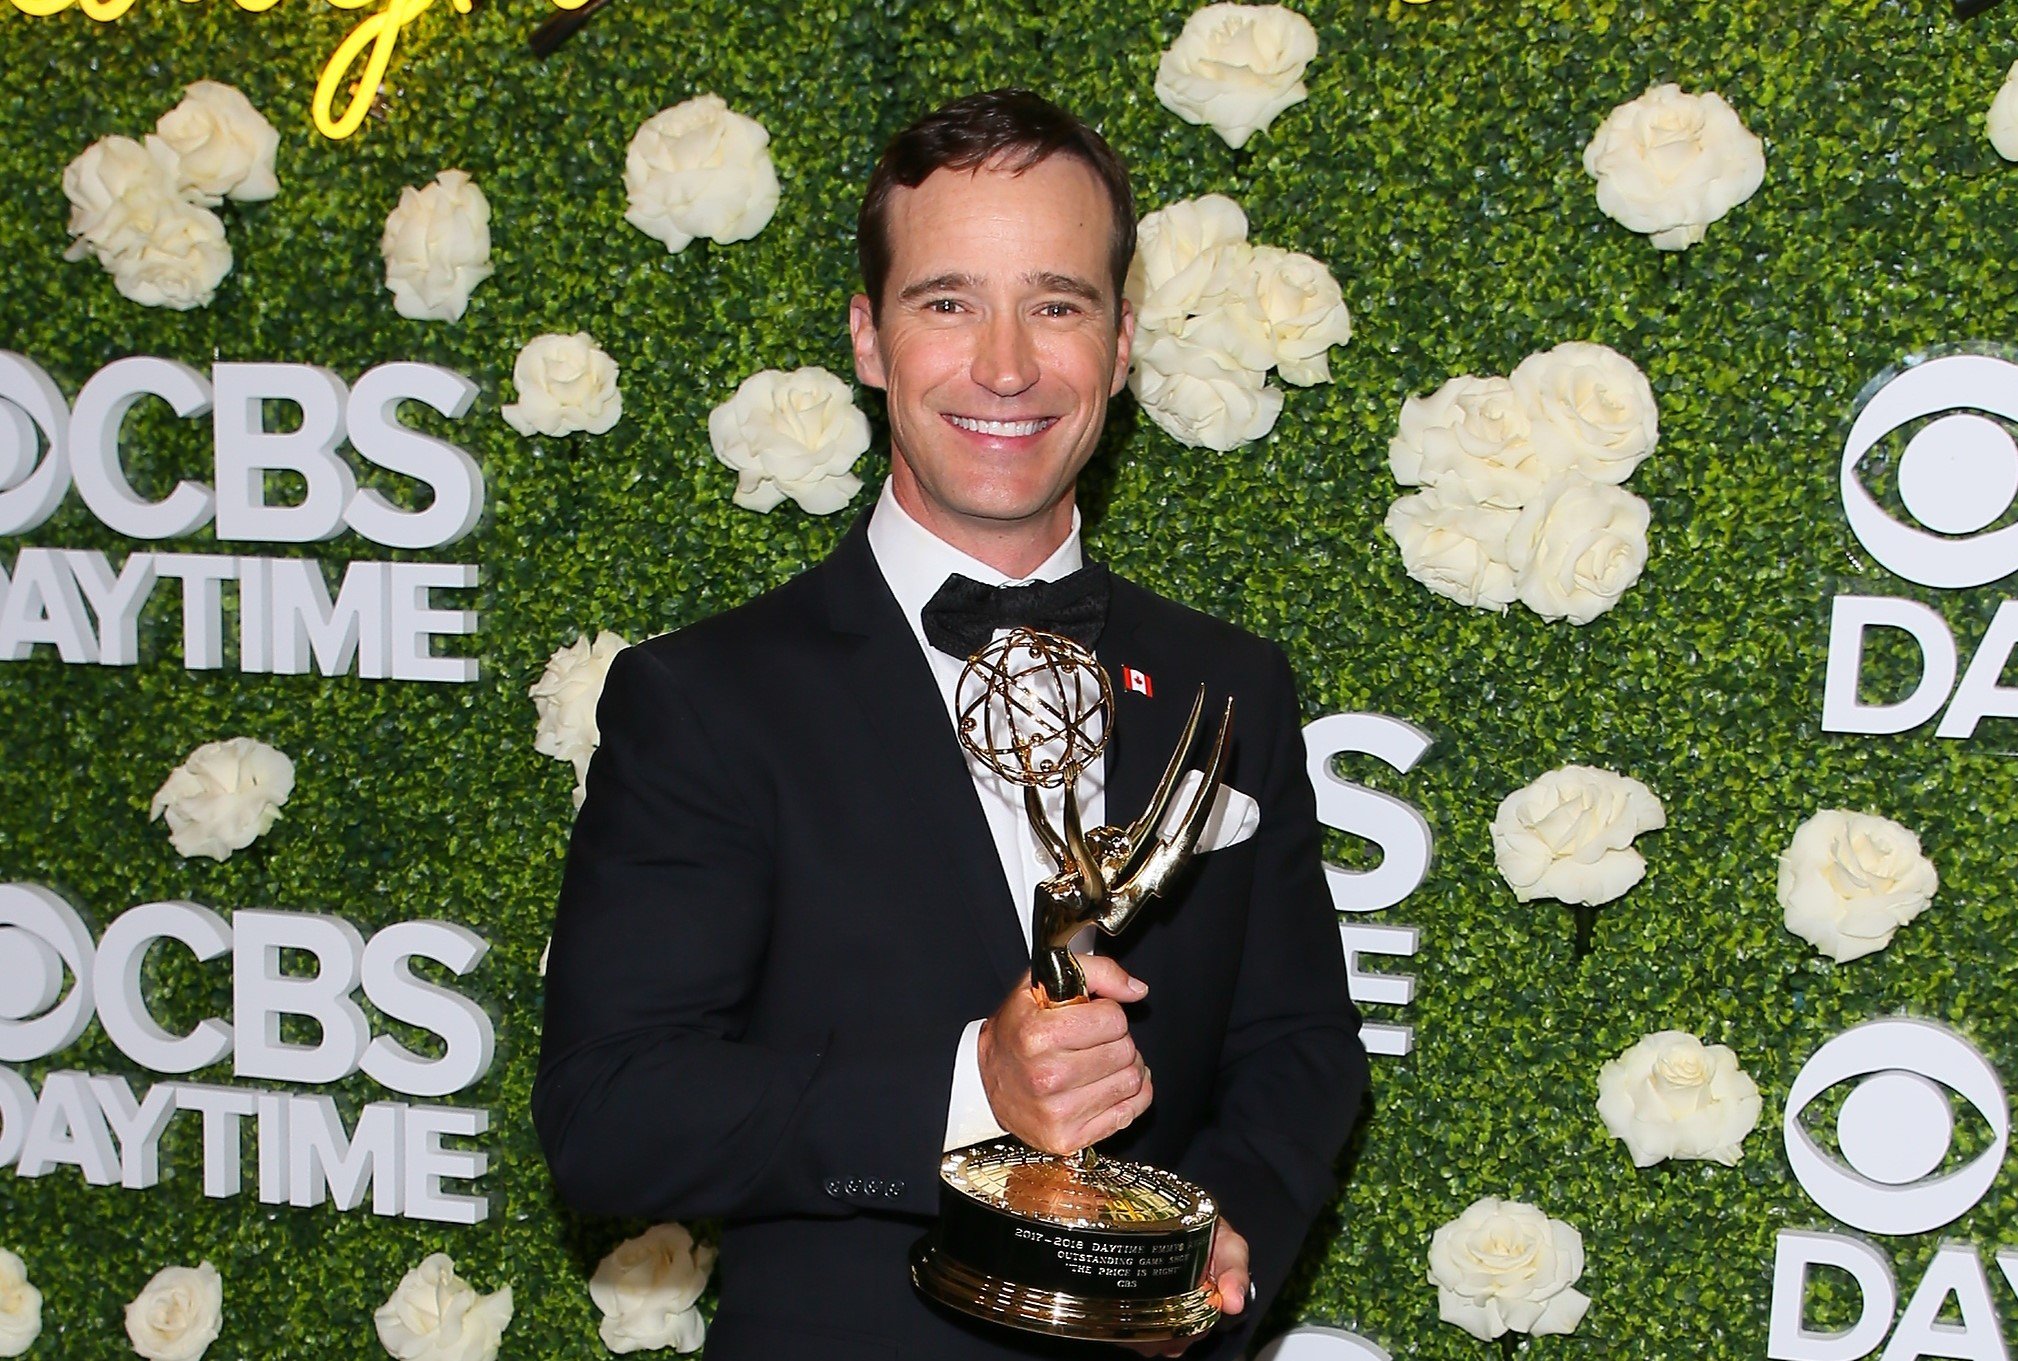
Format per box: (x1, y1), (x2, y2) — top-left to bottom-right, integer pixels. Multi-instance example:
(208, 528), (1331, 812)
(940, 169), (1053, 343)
(849, 294), (887, 390)
(1110, 296), (1136, 397)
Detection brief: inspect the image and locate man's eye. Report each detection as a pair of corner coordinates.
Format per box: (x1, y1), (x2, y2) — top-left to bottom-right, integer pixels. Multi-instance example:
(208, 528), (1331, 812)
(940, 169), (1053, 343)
(925, 298), (962, 314)
(1038, 302), (1081, 318)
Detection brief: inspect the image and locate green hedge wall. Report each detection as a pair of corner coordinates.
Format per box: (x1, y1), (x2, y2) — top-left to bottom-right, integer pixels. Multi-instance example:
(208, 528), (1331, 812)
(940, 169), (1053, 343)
(5, 0), (2018, 1356)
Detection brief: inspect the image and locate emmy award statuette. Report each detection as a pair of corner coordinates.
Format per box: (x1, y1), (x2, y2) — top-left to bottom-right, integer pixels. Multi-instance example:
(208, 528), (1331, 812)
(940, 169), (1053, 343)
(910, 627), (1236, 1343)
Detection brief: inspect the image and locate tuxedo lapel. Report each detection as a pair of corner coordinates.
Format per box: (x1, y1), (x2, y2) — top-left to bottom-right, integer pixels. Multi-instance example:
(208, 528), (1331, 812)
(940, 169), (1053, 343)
(1095, 580), (1192, 844)
(816, 518), (1030, 995)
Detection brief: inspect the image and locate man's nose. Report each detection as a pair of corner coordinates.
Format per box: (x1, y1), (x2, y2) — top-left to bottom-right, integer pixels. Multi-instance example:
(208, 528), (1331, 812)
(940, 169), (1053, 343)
(971, 311), (1040, 397)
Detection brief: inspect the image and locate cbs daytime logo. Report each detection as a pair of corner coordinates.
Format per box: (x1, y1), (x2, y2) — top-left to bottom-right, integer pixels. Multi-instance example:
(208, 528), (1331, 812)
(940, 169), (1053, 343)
(0, 883), (495, 1225)
(1769, 1019), (2018, 1361)
(1824, 351), (2018, 739)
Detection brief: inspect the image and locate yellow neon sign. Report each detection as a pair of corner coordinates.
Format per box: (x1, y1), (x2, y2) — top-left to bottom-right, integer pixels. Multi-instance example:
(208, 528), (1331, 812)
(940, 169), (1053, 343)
(13, 0), (596, 140)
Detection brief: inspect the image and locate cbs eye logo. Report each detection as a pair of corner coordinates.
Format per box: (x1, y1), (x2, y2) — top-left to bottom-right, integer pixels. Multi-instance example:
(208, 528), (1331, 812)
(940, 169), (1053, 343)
(1783, 1018), (2009, 1236)
(0, 353), (72, 538)
(0, 883), (95, 1064)
(1842, 352), (2018, 590)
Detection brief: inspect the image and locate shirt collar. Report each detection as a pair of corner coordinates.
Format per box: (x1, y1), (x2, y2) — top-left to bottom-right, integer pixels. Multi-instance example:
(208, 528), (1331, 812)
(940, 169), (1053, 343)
(866, 479), (1084, 637)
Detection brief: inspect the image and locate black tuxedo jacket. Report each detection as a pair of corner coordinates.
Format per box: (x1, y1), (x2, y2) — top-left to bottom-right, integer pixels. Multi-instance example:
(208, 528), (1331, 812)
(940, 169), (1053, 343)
(534, 514), (1368, 1360)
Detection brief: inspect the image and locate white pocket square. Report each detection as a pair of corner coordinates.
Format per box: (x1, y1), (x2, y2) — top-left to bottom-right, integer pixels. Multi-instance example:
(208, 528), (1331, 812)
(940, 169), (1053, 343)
(1156, 769), (1259, 852)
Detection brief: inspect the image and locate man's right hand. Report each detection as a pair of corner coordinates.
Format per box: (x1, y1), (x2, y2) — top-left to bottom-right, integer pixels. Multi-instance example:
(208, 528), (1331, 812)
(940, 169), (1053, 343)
(975, 957), (1153, 1155)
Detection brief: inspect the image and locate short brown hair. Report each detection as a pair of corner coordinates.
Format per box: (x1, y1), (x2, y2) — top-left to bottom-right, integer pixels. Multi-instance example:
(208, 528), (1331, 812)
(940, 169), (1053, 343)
(857, 89), (1135, 321)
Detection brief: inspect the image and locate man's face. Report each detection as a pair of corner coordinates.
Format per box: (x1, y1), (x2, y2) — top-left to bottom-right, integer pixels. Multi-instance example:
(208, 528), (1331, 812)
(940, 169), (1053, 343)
(849, 154), (1133, 558)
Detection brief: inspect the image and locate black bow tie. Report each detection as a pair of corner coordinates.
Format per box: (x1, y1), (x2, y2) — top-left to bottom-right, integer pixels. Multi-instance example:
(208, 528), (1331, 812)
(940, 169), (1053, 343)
(920, 564), (1111, 658)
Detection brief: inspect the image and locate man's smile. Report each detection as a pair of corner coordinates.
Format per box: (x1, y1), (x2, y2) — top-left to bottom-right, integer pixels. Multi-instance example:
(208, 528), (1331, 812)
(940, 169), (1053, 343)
(942, 413), (1061, 439)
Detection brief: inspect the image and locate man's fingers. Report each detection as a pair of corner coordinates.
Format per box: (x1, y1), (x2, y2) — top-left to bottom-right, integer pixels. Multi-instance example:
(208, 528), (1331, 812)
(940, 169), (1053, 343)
(1077, 954), (1148, 1002)
(1021, 998), (1131, 1054)
(1206, 1220), (1252, 1318)
(1214, 1263), (1252, 1317)
(1068, 1057), (1152, 1144)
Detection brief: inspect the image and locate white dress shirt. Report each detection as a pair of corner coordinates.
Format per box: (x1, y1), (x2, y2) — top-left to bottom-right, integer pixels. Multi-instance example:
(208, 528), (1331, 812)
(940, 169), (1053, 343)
(865, 479), (1103, 1151)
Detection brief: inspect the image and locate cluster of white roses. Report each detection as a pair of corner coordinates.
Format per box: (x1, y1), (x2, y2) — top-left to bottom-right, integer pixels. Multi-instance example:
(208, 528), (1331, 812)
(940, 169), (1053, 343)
(625, 94), (780, 254)
(61, 81), (277, 310)
(1124, 194), (1351, 452)
(709, 366), (872, 514)
(149, 736), (294, 862)
(1386, 342), (1657, 623)
(530, 631), (632, 809)
(381, 169), (495, 322)
(1779, 808), (1939, 963)
(1583, 83), (1765, 251)
(503, 332), (624, 438)
(1155, 3), (1318, 149)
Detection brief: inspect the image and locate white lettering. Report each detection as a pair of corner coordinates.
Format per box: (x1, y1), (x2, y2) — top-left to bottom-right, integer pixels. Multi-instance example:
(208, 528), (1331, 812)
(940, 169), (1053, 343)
(231, 909), (370, 1085)
(69, 356), (214, 539)
(212, 363), (355, 543)
(1768, 1229), (1898, 1361)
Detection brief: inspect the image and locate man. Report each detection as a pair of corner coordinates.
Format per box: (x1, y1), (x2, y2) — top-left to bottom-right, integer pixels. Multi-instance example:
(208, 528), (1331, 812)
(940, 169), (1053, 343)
(534, 90), (1368, 1360)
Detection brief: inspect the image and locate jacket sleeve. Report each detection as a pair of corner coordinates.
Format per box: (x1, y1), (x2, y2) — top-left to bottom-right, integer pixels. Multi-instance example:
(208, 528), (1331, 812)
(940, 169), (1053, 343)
(1175, 643), (1371, 1354)
(532, 643), (958, 1223)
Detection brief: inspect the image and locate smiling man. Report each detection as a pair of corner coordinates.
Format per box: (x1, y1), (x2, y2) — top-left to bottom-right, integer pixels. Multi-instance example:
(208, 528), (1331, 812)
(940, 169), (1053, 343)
(535, 91), (1367, 1361)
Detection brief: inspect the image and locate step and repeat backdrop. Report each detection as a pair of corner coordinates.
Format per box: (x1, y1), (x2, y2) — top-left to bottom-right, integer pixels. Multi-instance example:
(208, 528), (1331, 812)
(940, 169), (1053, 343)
(4, 1), (2018, 1358)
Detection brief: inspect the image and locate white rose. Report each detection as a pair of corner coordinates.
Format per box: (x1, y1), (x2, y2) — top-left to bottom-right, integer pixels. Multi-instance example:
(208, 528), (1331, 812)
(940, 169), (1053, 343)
(1779, 809), (1939, 963)
(530, 631), (629, 806)
(0, 1249), (41, 1358)
(381, 169), (494, 322)
(1126, 194), (1250, 337)
(708, 366), (869, 514)
(1166, 241), (1277, 375)
(1388, 374), (1562, 509)
(1989, 61), (2018, 162)
(624, 94), (780, 253)
(1492, 764), (1665, 906)
(1247, 245), (1351, 385)
(1427, 1198), (1589, 1341)
(148, 736), (295, 862)
(1384, 486), (1519, 611)
(124, 1261), (222, 1361)
(374, 1254), (513, 1361)
(1510, 341), (1657, 484)
(1130, 330), (1282, 452)
(1175, 242), (1351, 383)
(1596, 1030), (1762, 1167)
(1155, 3), (1319, 149)
(61, 134), (187, 263)
(154, 80), (279, 206)
(1582, 83), (1765, 250)
(590, 1223), (718, 1354)
(1506, 479), (1650, 624)
(502, 332), (623, 437)
(106, 201), (233, 311)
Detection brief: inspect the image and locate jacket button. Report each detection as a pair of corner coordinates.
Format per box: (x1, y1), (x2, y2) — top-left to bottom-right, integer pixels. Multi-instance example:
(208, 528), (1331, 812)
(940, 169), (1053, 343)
(863, 1178), (883, 1195)
(824, 1179), (842, 1197)
(888, 1180), (906, 1196)
(844, 1178), (862, 1195)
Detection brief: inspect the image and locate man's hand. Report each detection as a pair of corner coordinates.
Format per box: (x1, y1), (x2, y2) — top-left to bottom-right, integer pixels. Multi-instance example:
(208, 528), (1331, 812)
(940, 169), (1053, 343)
(1122, 1220), (1252, 1357)
(976, 957), (1151, 1155)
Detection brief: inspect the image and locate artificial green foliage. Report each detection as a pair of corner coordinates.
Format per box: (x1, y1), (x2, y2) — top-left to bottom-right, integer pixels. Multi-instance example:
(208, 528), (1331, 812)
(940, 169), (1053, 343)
(4, 1), (2018, 1356)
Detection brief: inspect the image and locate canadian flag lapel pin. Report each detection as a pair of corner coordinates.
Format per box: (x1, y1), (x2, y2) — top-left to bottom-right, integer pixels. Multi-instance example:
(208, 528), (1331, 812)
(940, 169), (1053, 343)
(1120, 665), (1153, 698)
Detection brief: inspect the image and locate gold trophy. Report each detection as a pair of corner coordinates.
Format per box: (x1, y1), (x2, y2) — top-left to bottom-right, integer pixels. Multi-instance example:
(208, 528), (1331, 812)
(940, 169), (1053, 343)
(910, 627), (1235, 1343)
